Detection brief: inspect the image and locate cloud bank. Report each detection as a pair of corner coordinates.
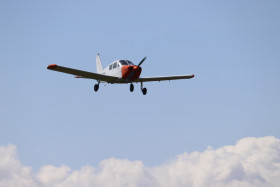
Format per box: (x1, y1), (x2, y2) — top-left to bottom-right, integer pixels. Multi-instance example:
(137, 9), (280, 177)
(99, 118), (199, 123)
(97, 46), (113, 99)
(0, 136), (280, 187)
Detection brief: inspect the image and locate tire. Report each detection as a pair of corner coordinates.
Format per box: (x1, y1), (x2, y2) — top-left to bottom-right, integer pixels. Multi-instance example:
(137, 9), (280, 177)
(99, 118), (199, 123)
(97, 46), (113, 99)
(94, 84), (99, 92)
(130, 84), (134, 92)
(142, 88), (147, 95)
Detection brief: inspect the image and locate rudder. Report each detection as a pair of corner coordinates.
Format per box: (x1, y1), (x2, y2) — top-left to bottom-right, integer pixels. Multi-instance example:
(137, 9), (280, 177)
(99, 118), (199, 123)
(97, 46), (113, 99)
(96, 53), (104, 74)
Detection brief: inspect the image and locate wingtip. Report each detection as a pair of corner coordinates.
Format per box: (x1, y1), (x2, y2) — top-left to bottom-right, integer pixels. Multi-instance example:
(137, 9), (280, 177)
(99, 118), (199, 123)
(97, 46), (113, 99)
(47, 64), (57, 70)
(192, 74), (195, 78)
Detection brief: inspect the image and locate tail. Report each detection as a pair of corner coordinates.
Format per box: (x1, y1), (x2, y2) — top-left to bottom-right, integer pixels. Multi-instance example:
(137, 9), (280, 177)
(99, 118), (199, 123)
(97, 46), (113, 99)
(96, 53), (104, 74)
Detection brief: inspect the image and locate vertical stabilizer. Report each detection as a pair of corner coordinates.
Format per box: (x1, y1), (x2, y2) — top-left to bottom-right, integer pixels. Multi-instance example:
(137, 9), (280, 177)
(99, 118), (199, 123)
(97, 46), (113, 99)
(96, 53), (104, 74)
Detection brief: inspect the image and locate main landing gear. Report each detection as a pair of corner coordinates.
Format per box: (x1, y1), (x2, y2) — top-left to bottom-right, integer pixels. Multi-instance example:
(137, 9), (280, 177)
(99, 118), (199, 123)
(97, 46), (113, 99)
(94, 81), (100, 92)
(141, 82), (147, 95)
(94, 82), (147, 95)
(129, 83), (147, 95)
(142, 87), (147, 95)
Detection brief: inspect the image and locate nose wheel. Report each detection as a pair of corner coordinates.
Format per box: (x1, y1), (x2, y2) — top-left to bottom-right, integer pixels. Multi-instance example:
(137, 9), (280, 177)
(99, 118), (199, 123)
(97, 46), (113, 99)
(130, 84), (134, 92)
(140, 82), (147, 95)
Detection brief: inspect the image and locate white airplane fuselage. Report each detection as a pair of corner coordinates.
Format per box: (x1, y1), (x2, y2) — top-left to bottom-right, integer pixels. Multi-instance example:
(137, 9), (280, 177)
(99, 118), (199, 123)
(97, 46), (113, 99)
(102, 60), (142, 81)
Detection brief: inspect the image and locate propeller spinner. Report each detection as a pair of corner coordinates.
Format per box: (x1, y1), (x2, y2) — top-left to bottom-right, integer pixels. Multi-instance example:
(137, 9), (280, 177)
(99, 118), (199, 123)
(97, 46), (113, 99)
(127, 57), (146, 81)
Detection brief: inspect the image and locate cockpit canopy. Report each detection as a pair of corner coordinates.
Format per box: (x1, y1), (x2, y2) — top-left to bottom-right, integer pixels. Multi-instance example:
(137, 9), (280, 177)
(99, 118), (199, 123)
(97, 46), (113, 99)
(119, 60), (134, 66)
(109, 60), (134, 70)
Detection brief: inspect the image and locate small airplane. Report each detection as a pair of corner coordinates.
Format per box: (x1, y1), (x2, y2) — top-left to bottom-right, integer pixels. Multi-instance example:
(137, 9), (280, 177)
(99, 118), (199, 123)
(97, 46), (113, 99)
(47, 54), (195, 95)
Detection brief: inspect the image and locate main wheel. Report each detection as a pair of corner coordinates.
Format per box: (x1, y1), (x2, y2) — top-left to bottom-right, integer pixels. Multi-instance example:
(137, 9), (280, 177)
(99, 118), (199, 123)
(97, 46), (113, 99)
(94, 84), (99, 92)
(142, 88), (147, 95)
(130, 84), (134, 92)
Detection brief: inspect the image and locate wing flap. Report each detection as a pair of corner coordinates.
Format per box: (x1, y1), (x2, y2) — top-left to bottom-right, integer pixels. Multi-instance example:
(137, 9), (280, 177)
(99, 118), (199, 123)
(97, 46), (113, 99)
(47, 64), (118, 83)
(132, 74), (195, 82)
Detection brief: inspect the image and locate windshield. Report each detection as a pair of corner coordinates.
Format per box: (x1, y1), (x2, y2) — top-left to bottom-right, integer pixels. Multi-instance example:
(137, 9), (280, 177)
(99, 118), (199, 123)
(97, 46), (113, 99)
(126, 60), (134, 65)
(119, 60), (134, 66)
(119, 60), (128, 65)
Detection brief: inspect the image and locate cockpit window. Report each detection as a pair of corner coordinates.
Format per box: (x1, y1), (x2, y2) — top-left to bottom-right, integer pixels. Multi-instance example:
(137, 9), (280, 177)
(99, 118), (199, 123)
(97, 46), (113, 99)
(119, 60), (134, 65)
(127, 60), (133, 65)
(119, 60), (128, 65)
(109, 64), (112, 70)
(113, 62), (117, 69)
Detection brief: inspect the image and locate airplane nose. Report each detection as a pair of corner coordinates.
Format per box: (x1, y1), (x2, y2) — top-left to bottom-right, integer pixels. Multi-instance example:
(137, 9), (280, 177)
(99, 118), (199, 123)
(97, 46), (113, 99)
(129, 66), (138, 71)
(122, 65), (142, 80)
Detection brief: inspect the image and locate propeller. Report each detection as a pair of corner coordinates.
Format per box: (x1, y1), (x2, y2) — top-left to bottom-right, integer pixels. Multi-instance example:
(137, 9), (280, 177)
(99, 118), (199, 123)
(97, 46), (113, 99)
(127, 57), (147, 81)
(137, 57), (146, 67)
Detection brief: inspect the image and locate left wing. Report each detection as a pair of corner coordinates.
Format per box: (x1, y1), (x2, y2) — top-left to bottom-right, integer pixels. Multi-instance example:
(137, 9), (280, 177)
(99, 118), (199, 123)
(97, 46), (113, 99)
(47, 64), (119, 83)
(132, 74), (195, 83)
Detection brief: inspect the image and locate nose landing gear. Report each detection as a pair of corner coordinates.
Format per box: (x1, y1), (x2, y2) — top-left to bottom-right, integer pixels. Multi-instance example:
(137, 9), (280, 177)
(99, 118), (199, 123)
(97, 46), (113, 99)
(130, 83), (134, 92)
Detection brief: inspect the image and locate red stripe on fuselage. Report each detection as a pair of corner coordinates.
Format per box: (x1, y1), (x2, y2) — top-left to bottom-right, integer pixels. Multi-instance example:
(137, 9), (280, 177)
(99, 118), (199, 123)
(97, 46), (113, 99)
(121, 65), (142, 80)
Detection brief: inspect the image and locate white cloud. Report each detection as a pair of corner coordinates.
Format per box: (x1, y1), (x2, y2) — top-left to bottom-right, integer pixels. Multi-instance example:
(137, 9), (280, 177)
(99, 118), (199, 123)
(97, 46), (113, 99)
(0, 136), (280, 187)
(0, 144), (36, 187)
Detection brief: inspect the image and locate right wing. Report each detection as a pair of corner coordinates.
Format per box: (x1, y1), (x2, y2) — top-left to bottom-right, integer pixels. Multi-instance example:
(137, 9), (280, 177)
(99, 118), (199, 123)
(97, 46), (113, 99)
(47, 64), (119, 83)
(132, 74), (195, 83)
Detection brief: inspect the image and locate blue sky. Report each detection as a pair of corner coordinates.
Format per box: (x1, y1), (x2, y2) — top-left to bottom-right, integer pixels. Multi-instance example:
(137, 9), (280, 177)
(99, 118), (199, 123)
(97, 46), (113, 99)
(0, 0), (280, 173)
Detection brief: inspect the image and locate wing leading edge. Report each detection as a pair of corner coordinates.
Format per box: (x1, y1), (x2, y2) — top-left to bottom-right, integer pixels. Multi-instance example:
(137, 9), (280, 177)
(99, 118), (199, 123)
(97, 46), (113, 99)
(47, 64), (119, 83)
(132, 74), (195, 83)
